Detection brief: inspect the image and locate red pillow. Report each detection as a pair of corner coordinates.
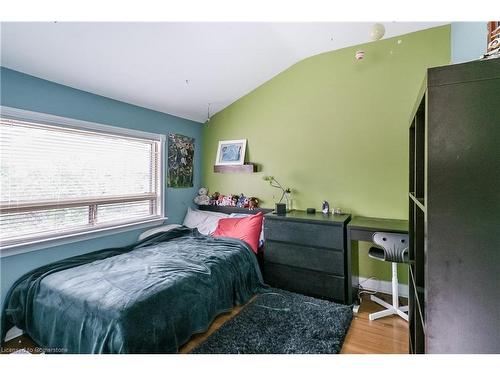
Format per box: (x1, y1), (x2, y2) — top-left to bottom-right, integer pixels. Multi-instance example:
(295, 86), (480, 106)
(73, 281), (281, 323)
(212, 212), (263, 254)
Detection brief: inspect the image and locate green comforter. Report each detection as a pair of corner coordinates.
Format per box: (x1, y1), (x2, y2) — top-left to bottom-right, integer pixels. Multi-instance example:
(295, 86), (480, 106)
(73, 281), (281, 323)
(1, 227), (265, 353)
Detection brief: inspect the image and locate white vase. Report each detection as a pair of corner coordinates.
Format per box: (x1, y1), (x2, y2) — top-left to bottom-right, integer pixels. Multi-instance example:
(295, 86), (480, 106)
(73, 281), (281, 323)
(284, 192), (293, 212)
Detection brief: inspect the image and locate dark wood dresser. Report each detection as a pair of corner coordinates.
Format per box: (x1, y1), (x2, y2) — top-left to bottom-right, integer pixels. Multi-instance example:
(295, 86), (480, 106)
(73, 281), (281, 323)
(263, 210), (351, 303)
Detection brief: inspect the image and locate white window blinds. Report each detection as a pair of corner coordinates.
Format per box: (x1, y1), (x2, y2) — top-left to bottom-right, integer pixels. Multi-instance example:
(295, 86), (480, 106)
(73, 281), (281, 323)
(0, 113), (163, 248)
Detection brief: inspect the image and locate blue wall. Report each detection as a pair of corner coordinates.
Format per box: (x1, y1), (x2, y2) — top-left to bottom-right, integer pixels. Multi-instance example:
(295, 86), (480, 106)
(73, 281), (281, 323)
(0, 67), (203, 314)
(451, 22), (487, 63)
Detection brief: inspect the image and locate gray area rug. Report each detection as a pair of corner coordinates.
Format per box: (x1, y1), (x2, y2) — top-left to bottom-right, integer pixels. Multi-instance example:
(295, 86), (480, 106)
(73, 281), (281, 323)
(191, 288), (353, 354)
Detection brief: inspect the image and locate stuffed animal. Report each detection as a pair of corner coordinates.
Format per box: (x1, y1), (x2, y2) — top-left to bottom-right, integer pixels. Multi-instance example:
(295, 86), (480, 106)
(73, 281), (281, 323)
(217, 194), (226, 206)
(237, 194), (248, 208)
(193, 187), (210, 205)
(248, 197), (259, 209)
(221, 195), (233, 206)
(231, 195), (239, 207)
(209, 192), (219, 205)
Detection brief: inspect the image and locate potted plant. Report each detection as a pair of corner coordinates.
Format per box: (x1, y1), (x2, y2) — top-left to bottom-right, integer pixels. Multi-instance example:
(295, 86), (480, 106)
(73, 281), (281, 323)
(263, 176), (292, 212)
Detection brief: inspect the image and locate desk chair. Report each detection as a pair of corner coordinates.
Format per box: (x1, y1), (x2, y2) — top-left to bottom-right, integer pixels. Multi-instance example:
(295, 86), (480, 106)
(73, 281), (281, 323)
(368, 232), (409, 321)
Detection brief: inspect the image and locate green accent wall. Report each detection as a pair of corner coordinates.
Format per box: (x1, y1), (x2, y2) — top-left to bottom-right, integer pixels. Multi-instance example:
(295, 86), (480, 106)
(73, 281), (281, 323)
(202, 25), (450, 283)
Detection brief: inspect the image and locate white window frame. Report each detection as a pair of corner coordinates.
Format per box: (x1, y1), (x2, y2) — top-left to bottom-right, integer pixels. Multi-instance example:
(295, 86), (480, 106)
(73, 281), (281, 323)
(0, 106), (166, 257)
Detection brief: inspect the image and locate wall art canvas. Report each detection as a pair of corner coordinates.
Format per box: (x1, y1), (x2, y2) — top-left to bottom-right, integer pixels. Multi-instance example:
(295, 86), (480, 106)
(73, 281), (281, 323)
(168, 133), (194, 188)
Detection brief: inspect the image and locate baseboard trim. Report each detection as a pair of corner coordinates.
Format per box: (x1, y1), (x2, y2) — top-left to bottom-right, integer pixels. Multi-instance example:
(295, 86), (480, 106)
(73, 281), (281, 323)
(4, 326), (23, 342)
(352, 276), (408, 298)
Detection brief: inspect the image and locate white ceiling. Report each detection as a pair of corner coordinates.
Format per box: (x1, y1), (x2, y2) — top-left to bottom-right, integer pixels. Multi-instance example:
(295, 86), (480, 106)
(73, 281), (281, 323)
(1, 22), (448, 122)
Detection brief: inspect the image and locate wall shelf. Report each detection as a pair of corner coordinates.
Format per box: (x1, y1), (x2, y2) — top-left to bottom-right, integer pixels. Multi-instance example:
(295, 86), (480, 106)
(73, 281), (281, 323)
(197, 204), (273, 215)
(213, 164), (256, 173)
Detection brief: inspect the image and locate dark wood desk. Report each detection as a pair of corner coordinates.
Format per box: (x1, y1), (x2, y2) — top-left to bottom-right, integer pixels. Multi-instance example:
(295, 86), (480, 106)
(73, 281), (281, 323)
(346, 216), (408, 304)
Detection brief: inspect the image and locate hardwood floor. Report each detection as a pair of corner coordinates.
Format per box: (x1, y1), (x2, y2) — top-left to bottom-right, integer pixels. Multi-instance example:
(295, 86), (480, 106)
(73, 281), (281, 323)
(1, 292), (408, 354)
(341, 293), (408, 354)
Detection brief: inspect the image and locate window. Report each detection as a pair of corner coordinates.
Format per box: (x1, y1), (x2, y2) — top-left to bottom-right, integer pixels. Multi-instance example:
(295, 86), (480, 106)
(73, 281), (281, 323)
(0, 107), (164, 249)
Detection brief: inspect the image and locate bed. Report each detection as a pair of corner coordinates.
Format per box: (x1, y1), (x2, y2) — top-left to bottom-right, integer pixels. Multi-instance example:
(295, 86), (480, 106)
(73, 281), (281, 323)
(1, 226), (265, 353)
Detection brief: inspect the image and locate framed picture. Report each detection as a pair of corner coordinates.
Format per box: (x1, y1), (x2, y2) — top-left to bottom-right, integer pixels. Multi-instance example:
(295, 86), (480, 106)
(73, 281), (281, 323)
(215, 139), (246, 165)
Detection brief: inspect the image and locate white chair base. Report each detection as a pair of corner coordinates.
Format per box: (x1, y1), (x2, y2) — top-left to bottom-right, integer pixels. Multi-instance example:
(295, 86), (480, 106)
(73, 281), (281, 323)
(369, 295), (409, 321)
(368, 262), (409, 322)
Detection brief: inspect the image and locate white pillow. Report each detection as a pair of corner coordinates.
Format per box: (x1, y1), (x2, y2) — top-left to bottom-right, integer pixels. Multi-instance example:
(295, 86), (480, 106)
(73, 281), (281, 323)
(182, 207), (229, 235)
(138, 224), (182, 241)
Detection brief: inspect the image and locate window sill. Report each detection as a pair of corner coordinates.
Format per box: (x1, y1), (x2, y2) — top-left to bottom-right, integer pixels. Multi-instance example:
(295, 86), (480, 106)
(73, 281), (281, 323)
(0, 217), (168, 258)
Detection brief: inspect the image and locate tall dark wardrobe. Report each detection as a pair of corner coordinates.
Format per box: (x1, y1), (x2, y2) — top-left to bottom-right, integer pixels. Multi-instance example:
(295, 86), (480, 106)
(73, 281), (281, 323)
(408, 58), (500, 353)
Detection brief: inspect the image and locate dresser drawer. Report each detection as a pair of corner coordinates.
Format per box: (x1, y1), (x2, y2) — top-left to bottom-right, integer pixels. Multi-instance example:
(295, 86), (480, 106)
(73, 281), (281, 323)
(265, 241), (344, 276)
(263, 262), (345, 302)
(264, 220), (344, 249)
